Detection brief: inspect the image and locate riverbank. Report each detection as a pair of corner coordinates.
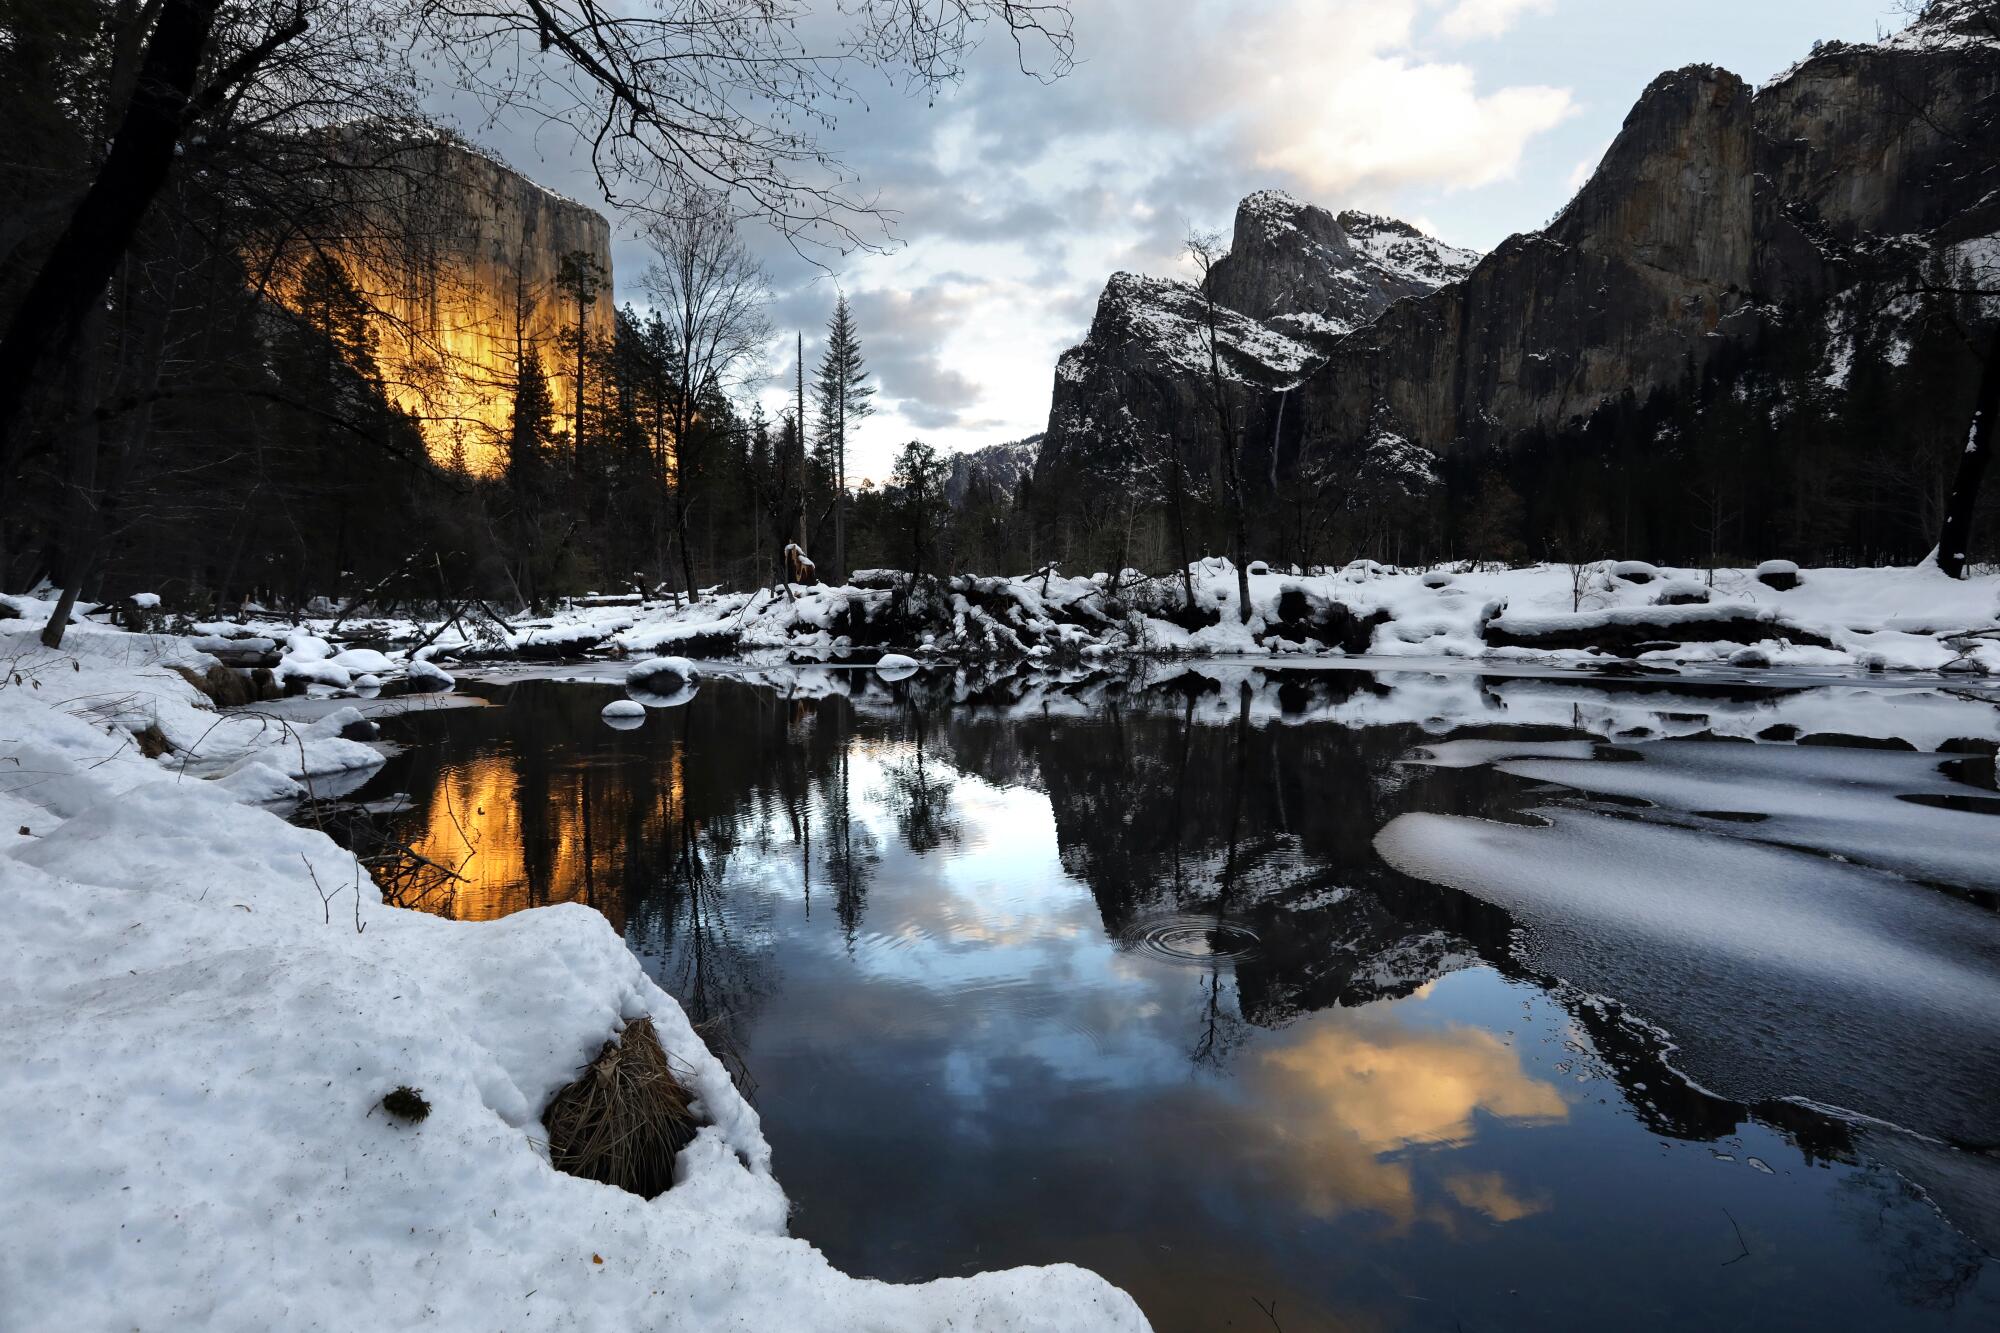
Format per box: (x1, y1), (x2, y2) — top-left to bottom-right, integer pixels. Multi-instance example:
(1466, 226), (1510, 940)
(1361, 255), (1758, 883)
(22, 559), (1990, 690)
(0, 619), (1147, 1330)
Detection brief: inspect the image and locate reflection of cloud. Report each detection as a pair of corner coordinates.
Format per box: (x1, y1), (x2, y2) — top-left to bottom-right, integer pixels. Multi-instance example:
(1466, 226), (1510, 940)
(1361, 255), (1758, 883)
(1241, 1017), (1567, 1223)
(1444, 1170), (1548, 1222)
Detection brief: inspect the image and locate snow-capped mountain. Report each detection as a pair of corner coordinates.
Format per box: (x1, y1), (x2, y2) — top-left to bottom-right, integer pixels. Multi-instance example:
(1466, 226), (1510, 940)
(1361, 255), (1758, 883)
(1040, 195), (1476, 482)
(1039, 2), (2000, 517)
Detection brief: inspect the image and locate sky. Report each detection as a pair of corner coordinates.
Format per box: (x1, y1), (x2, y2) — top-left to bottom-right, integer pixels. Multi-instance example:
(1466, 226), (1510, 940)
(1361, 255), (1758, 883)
(440, 0), (1915, 485)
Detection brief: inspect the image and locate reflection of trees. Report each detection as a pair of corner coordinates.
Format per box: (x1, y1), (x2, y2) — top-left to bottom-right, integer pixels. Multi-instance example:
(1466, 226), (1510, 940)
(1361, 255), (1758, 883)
(819, 724), (880, 946)
(1191, 683), (1254, 1072)
(876, 709), (957, 855)
(628, 705), (769, 1096)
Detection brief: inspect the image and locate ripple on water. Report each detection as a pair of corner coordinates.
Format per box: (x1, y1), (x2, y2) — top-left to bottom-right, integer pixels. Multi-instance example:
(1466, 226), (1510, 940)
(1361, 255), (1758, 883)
(1122, 914), (1263, 967)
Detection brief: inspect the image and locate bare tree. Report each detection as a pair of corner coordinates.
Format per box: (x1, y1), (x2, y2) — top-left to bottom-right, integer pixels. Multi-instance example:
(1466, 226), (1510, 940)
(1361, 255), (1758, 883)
(2, 0), (1075, 499)
(642, 190), (773, 604)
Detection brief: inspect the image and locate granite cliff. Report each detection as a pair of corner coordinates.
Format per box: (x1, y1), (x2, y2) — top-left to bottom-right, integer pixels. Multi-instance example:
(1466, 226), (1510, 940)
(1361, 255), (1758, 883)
(1037, 2), (2000, 564)
(275, 128), (617, 473)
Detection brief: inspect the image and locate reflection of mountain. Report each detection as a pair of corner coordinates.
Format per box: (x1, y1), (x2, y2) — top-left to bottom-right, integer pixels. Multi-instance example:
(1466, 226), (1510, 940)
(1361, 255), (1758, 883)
(348, 665), (2000, 1272)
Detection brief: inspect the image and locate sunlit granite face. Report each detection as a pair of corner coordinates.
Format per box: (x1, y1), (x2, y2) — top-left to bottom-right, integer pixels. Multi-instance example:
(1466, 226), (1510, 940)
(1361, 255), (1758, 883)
(342, 669), (2000, 1332)
(265, 133), (616, 474)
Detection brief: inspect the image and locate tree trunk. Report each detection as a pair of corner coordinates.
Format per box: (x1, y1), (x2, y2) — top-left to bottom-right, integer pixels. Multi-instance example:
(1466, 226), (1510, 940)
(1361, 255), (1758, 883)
(833, 380), (846, 584)
(0, 0), (220, 490)
(676, 495), (698, 610)
(1169, 455), (1196, 611)
(1936, 326), (2000, 579)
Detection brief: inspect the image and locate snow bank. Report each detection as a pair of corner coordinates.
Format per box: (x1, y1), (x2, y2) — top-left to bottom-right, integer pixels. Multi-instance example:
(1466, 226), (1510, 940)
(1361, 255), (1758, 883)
(0, 629), (1147, 1331)
(103, 557), (2000, 682)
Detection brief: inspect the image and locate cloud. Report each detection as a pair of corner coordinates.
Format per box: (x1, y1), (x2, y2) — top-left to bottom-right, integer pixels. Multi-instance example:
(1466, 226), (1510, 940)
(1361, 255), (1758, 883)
(451, 0), (1579, 466)
(1436, 0), (1558, 42)
(1231, 5), (1576, 199)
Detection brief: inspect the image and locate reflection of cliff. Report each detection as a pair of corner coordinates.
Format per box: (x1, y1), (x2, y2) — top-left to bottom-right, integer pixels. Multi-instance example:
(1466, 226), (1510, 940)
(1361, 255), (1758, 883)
(399, 715), (680, 928)
(270, 129), (615, 473)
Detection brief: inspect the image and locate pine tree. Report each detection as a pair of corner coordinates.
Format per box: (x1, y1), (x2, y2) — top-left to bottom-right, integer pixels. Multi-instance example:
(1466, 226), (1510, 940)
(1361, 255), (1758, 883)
(507, 352), (555, 498)
(555, 249), (607, 449)
(812, 294), (875, 581)
(504, 351), (561, 610)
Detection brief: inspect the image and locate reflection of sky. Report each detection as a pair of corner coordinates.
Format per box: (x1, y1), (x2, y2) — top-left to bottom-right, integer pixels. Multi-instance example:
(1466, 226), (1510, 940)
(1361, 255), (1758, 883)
(671, 727), (1996, 1333)
(718, 742), (1577, 1242)
(371, 681), (2000, 1332)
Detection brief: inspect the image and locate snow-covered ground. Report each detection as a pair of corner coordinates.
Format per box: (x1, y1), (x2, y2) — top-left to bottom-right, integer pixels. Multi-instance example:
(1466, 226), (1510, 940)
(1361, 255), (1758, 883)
(0, 619), (1146, 1329)
(374, 559), (2000, 677)
(9, 559), (1997, 713)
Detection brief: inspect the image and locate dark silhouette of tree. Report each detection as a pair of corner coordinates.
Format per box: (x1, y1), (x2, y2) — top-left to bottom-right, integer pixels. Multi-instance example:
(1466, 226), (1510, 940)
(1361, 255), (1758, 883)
(813, 294), (875, 583)
(890, 439), (952, 586)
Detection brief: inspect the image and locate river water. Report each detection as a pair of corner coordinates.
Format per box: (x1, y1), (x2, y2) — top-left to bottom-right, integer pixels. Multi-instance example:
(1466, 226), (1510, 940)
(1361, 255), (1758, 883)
(335, 662), (2000, 1332)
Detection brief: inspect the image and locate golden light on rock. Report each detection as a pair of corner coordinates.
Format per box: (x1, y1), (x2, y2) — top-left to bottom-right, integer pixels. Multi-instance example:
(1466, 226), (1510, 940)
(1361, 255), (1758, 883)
(266, 135), (615, 475)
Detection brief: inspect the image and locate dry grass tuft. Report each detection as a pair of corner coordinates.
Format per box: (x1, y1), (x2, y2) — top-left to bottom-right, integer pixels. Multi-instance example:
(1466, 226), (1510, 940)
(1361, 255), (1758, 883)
(543, 1016), (698, 1199)
(381, 1085), (431, 1123)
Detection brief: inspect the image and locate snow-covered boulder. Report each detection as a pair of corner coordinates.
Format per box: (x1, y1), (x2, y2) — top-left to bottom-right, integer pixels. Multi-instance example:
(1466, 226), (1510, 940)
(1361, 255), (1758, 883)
(876, 653), (921, 681)
(1757, 559), (1802, 591)
(1611, 560), (1660, 585)
(1654, 579), (1710, 606)
(627, 656), (702, 707)
(402, 658), (454, 694)
(601, 698), (647, 730)
(305, 707), (378, 743)
(1421, 570), (1454, 589)
(329, 647), (396, 675)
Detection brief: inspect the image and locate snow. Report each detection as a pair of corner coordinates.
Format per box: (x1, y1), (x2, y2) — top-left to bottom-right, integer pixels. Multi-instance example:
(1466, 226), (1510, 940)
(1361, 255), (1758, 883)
(130, 592), (161, 609)
(0, 626), (1148, 1330)
(1338, 211), (1483, 287)
(1373, 754), (2000, 1147)
(274, 559), (2000, 679)
(1097, 272), (1319, 383)
(876, 653), (921, 680)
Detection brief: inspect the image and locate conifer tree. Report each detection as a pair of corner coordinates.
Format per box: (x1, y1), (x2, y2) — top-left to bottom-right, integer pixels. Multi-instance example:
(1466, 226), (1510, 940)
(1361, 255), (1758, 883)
(813, 295), (875, 580)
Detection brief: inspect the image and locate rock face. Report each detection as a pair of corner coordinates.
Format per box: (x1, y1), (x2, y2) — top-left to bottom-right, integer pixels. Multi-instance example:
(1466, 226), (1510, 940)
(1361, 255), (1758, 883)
(1210, 191), (1481, 331)
(1301, 66), (1759, 456)
(1041, 195), (1476, 487)
(946, 434), (1043, 507)
(278, 128), (616, 473)
(1042, 5), (2000, 510)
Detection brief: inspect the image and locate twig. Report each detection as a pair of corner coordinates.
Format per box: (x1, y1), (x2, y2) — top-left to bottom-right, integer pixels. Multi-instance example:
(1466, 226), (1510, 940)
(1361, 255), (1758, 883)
(1722, 1207), (1751, 1266)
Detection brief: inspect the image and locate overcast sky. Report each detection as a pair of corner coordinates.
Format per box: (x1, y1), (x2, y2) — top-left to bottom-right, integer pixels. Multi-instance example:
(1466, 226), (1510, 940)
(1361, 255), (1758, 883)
(443, 0), (1912, 484)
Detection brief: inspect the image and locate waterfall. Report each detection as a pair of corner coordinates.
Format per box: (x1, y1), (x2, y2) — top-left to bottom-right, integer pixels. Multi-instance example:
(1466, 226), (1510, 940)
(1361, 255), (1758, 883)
(1268, 386), (1289, 492)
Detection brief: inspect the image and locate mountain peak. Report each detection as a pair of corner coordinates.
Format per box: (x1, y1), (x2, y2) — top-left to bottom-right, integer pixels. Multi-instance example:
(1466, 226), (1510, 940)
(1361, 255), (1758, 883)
(1208, 190), (1479, 326)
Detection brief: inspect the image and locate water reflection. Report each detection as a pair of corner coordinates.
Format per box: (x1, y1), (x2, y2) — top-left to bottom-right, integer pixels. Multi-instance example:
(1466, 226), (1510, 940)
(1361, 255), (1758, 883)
(340, 664), (2000, 1332)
